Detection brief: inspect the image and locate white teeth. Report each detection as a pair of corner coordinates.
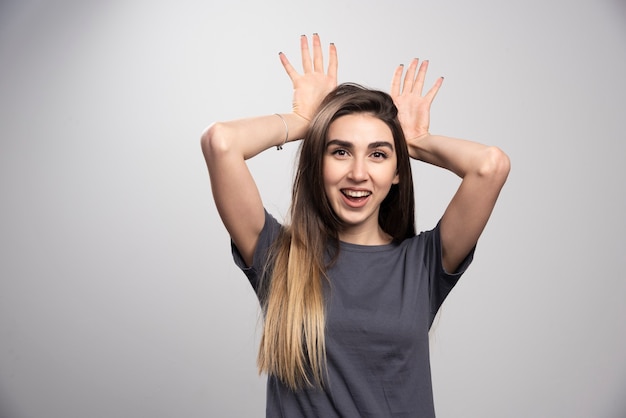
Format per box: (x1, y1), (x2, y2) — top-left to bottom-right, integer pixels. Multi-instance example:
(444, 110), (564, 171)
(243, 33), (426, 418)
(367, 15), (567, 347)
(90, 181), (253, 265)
(343, 190), (371, 198)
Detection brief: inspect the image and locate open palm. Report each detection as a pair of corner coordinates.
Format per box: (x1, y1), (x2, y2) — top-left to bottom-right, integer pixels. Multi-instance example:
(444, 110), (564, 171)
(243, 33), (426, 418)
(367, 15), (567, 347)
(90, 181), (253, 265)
(280, 34), (338, 122)
(390, 59), (443, 158)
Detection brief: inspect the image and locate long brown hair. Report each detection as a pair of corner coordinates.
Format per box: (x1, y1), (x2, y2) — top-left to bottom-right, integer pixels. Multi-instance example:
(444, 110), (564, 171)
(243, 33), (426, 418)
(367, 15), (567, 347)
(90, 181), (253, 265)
(258, 84), (416, 390)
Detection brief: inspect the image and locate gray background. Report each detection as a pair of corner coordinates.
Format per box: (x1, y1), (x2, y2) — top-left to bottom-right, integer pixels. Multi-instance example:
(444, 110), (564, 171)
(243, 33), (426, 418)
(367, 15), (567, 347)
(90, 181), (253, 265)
(1, 0), (625, 417)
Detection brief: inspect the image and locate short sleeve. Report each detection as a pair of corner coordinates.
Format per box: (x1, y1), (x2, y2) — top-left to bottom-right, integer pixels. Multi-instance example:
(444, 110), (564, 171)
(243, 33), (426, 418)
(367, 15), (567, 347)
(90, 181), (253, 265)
(231, 209), (282, 294)
(424, 221), (475, 325)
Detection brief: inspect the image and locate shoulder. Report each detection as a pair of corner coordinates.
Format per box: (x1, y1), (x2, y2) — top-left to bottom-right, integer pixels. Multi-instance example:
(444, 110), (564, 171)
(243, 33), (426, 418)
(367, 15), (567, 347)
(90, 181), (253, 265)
(232, 209), (283, 270)
(399, 224), (439, 252)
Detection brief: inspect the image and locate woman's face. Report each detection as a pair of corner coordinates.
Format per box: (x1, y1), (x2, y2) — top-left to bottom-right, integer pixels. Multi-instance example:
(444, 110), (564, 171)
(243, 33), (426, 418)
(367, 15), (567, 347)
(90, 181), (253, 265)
(323, 113), (400, 241)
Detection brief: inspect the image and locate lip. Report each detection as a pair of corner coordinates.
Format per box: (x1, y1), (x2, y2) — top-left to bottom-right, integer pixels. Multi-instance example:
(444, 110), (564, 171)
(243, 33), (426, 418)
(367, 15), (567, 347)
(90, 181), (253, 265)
(340, 188), (372, 208)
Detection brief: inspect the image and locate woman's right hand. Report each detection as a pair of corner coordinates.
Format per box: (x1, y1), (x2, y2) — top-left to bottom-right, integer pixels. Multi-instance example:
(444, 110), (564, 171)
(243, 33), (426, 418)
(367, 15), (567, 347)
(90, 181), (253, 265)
(279, 34), (338, 122)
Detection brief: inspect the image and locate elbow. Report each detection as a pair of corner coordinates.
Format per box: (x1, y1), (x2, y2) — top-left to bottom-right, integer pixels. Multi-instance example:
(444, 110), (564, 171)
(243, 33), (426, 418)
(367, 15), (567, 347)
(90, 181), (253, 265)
(477, 146), (511, 183)
(200, 122), (233, 159)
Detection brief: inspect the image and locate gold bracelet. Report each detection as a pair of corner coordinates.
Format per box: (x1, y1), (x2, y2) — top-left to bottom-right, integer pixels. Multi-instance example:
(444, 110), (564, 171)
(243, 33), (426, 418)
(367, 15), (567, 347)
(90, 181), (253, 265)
(274, 113), (288, 150)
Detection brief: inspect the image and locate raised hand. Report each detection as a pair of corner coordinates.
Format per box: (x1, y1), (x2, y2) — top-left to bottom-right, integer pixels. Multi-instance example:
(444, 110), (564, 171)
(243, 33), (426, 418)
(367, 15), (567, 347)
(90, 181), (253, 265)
(279, 34), (338, 122)
(390, 59), (443, 158)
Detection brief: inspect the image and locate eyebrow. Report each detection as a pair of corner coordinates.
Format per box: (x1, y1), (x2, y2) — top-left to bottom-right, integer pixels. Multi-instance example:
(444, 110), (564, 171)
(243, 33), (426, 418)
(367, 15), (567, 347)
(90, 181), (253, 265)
(326, 139), (395, 150)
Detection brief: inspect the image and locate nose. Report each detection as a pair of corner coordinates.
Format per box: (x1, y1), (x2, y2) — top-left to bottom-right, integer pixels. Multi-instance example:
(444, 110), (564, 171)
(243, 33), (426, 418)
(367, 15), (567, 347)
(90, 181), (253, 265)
(348, 158), (368, 182)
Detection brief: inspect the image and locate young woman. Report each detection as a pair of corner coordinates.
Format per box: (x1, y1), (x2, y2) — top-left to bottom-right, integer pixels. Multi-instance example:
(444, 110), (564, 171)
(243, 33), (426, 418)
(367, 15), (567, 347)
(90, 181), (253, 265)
(202, 34), (510, 417)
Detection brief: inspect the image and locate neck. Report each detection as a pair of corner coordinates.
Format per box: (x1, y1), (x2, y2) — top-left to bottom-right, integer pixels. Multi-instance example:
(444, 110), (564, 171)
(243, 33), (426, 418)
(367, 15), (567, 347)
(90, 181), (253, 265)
(338, 226), (393, 246)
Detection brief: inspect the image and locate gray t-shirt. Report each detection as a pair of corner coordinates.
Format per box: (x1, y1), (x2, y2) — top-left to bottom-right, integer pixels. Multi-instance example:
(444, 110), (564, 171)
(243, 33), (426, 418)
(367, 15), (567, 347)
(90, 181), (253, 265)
(232, 210), (474, 417)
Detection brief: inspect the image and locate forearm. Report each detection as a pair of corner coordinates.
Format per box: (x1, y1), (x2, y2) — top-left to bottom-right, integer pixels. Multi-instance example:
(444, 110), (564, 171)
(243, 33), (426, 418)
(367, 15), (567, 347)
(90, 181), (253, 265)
(408, 134), (509, 179)
(201, 112), (309, 161)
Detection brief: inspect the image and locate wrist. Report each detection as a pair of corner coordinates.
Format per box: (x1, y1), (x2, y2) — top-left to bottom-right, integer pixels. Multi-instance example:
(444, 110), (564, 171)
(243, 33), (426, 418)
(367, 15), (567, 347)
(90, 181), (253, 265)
(407, 132), (430, 149)
(407, 132), (430, 142)
(293, 111), (311, 123)
(273, 112), (310, 149)
(406, 133), (433, 160)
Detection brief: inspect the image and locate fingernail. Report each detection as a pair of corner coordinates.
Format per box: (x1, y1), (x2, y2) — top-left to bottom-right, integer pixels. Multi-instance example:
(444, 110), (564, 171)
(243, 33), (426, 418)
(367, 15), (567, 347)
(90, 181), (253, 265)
(330, 42), (335, 45)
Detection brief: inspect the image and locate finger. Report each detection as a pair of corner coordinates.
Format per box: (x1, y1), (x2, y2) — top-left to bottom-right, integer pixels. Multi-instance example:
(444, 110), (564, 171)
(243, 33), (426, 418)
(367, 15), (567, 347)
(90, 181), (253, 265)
(300, 34), (312, 73)
(403, 58), (419, 94)
(327, 42), (338, 80)
(390, 64), (404, 97)
(424, 76), (444, 104)
(312, 33), (324, 72)
(279, 52), (300, 81)
(414, 59), (429, 95)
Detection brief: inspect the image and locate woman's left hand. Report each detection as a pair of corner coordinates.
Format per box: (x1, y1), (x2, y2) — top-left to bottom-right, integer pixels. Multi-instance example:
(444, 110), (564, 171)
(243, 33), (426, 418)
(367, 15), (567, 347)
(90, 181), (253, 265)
(390, 59), (443, 159)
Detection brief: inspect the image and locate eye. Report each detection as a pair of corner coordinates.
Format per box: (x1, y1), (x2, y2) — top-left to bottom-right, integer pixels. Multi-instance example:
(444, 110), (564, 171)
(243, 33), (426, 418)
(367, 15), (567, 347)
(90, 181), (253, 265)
(371, 151), (388, 159)
(331, 148), (349, 157)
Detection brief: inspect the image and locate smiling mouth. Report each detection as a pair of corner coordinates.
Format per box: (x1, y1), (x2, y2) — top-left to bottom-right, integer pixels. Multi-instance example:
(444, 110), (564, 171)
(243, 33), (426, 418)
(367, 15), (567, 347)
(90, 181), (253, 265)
(341, 189), (372, 199)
